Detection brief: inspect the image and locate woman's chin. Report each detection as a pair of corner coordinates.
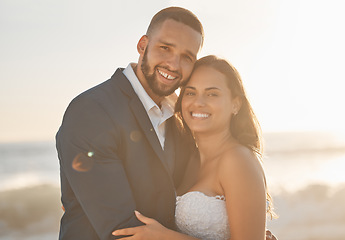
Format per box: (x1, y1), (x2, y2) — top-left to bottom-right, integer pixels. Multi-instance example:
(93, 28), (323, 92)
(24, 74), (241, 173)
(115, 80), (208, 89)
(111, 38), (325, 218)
(189, 127), (210, 135)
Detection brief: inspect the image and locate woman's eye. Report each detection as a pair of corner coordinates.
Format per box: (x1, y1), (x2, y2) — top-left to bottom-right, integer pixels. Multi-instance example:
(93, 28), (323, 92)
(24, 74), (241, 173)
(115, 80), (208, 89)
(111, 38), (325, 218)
(160, 46), (169, 50)
(207, 93), (218, 97)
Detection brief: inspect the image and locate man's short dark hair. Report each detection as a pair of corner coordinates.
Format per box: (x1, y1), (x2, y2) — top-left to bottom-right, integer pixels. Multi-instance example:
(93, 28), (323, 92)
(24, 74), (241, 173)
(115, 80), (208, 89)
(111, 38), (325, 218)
(147, 7), (204, 47)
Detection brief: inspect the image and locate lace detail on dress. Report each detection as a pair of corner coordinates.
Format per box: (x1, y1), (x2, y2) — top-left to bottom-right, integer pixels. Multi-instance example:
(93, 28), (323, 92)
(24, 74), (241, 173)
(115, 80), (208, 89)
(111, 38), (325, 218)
(175, 191), (230, 240)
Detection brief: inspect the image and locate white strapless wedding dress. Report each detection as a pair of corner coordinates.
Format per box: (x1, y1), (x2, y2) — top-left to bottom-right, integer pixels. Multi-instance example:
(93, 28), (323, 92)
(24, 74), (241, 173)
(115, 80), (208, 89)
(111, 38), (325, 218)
(175, 191), (230, 240)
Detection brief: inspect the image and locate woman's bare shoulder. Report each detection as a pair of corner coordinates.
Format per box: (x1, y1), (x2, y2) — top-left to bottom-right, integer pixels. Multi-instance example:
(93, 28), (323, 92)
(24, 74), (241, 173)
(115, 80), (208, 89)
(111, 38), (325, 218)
(218, 143), (264, 181)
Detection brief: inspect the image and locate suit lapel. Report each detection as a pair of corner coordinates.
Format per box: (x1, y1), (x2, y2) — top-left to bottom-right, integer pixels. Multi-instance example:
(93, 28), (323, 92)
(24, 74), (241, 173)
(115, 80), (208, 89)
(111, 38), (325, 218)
(129, 97), (167, 163)
(114, 68), (172, 174)
(171, 119), (198, 190)
(163, 120), (175, 175)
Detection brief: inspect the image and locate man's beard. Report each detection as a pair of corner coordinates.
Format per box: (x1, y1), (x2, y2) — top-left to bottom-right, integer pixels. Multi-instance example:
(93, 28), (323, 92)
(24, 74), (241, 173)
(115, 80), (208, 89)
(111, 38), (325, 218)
(141, 49), (181, 97)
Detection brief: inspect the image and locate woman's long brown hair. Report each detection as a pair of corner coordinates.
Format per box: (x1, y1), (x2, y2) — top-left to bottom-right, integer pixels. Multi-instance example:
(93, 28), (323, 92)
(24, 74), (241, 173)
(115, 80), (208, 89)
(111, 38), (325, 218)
(175, 55), (276, 218)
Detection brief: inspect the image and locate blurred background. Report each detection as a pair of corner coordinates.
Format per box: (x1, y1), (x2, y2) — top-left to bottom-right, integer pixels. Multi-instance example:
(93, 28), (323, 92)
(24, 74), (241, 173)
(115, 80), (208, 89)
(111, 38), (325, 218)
(1, 0), (345, 239)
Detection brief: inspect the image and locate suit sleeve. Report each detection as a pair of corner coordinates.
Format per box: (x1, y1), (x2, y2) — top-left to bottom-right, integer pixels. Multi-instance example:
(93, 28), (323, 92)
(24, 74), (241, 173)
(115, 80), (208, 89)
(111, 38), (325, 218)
(56, 95), (142, 239)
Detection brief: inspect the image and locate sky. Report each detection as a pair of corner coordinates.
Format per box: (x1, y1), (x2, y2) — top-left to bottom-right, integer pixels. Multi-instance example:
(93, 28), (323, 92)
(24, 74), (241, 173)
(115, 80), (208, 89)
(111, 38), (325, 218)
(1, 0), (345, 142)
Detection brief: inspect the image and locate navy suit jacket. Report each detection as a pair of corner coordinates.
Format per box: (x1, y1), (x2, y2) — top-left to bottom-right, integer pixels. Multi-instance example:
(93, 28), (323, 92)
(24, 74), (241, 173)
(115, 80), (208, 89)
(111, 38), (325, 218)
(56, 68), (194, 239)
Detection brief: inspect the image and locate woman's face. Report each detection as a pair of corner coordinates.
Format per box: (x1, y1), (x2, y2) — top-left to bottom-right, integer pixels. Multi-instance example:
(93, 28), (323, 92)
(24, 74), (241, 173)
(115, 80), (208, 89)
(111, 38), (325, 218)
(181, 66), (239, 135)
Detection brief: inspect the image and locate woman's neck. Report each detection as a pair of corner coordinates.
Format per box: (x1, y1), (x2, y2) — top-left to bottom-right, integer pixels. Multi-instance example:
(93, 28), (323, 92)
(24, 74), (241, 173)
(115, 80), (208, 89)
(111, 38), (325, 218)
(194, 130), (233, 165)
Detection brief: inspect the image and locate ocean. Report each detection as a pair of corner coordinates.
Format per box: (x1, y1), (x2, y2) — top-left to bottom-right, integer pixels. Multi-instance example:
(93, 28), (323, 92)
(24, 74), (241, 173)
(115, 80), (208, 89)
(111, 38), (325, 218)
(1, 132), (345, 240)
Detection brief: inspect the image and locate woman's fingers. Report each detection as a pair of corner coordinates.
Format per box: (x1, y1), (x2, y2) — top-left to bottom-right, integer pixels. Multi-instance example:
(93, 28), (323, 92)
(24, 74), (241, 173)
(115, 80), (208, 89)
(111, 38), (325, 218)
(266, 230), (278, 240)
(134, 210), (153, 224)
(112, 225), (143, 236)
(112, 211), (148, 236)
(112, 211), (160, 239)
(112, 236), (133, 240)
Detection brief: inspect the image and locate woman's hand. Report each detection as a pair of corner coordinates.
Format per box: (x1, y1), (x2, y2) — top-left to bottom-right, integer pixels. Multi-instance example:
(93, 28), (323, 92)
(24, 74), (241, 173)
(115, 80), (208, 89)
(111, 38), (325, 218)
(266, 230), (278, 240)
(112, 211), (169, 240)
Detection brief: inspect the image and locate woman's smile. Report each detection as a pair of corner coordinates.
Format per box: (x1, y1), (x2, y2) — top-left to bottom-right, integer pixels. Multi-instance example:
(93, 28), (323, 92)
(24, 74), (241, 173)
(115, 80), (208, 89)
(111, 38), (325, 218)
(191, 112), (210, 119)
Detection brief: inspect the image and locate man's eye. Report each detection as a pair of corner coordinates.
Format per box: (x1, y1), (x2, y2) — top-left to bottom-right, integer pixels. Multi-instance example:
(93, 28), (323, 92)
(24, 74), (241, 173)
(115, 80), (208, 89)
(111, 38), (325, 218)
(160, 46), (169, 50)
(184, 55), (193, 62)
(184, 91), (195, 96)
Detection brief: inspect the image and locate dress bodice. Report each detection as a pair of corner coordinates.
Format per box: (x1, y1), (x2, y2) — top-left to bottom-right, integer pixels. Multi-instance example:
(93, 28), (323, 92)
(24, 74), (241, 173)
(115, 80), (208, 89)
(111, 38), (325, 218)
(175, 191), (230, 240)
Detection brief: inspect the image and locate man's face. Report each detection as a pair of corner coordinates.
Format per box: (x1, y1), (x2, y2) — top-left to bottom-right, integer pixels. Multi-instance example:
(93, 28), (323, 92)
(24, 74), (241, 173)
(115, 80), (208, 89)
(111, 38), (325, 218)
(138, 19), (202, 97)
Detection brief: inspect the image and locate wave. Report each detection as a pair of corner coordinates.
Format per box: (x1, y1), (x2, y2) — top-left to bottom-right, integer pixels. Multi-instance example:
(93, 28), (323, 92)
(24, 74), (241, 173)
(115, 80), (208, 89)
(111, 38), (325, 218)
(0, 184), (61, 239)
(268, 183), (345, 240)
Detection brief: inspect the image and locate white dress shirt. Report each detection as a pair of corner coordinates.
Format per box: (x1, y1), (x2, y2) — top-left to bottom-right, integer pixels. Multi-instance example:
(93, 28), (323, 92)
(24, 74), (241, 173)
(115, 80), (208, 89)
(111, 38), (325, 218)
(123, 63), (176, 149)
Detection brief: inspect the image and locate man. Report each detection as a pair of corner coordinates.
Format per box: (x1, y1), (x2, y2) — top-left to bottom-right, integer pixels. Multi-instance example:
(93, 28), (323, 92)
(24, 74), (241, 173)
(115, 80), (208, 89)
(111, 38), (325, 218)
(56, 7), (203, 239)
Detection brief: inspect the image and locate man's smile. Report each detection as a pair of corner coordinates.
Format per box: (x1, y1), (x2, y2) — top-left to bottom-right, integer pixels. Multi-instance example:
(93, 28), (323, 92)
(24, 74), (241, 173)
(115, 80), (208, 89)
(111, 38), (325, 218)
(157, 69), (177, 80)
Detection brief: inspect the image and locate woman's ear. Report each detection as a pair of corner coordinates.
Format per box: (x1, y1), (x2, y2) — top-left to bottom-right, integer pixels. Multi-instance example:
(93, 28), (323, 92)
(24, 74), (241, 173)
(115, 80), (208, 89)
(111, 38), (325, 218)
(232, 96), (242, 115)
(137, 35), (148, 55)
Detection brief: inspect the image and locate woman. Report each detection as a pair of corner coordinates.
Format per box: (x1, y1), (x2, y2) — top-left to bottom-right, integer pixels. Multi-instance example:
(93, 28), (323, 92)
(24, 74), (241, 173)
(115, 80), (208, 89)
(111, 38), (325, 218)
(113, 55), (274, 240)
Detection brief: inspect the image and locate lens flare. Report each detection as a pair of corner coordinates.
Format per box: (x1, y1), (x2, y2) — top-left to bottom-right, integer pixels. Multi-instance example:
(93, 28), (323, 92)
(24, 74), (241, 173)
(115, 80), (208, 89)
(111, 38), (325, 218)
(72, 152), (94, 172)
(130, 130), (142, 142)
